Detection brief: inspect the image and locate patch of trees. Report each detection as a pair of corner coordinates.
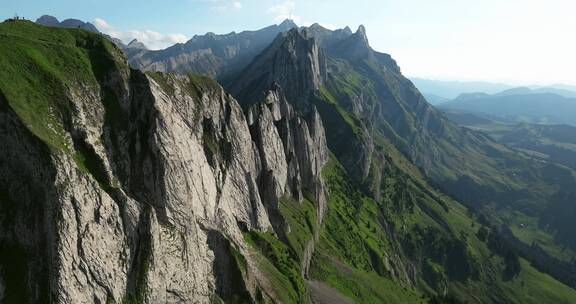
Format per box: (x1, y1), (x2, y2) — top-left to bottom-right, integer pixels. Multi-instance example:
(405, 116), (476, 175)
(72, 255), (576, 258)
(404, 226), (481, 285)
(428, 294), (467, 304)
(477, 225), (521, 280)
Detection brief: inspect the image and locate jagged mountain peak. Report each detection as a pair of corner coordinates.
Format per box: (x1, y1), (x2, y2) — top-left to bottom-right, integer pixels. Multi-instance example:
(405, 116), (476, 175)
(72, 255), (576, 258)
(298, 23), (354, 50)
(327, 24), (374, 60)
(355, 24), (369, 45)
(279, 26), (318, 48)
(343, 25), (353, 35)
(229, 26), (326, 111)
(308, 23), (329, 31)
(126, 38), (148, 50)
(278, 18), (298, 30)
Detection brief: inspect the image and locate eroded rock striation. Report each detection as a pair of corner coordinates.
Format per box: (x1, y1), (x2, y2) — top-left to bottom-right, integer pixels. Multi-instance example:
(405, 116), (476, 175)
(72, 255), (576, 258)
(0, 21), (327, 303)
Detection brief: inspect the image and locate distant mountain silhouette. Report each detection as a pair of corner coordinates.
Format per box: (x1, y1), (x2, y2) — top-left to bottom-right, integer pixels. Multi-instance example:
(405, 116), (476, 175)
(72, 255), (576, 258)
(36, 14), (99, 33)
(439, 89), (576, 126)
(410, 78), (514, 100)
(412, 78), (576, 103)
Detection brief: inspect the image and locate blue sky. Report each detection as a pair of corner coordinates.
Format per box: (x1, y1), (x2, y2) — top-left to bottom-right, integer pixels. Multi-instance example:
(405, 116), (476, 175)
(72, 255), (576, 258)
(3, 0), (576, 85)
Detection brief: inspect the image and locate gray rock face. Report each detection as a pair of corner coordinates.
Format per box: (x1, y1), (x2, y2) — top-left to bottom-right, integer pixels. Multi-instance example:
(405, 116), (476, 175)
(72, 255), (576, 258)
(230, 28), (327, 113)
(0, 56), (327, 302)
(302, 23), (353, 49)
(246, 87), (328, 277)
(247, 87), (328, 198)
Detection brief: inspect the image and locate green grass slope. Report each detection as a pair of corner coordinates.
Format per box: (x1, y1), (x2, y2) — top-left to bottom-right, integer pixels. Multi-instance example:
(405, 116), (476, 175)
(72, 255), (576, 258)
(309, 153), (576, 303)
(0, 20), (126, 150)
(311, 47), (576, 290)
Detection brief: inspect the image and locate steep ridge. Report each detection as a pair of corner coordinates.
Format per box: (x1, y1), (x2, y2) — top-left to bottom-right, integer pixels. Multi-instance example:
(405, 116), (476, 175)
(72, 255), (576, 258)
(129, 19), (298, 80)
(302, 24), (576, 265)
(229, 27), (376, 184)
(225, 24), (576, 302)
(0, 20), (326, 303)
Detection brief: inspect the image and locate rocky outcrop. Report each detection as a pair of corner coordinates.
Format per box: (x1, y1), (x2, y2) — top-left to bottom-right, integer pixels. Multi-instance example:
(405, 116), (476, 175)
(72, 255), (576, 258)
(329, 25), (372, 60)
(126, 39), (147, 50)
(0, 21), (329, 302)
(246, 87), (328, 276)
(247, 89), (326, 195)
(230, 28), (327, 112)
(301, 24), (353, 49)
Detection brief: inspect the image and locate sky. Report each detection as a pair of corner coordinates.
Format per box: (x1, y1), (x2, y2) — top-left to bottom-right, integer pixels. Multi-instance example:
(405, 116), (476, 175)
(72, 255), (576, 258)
(2, 0), (576, 85)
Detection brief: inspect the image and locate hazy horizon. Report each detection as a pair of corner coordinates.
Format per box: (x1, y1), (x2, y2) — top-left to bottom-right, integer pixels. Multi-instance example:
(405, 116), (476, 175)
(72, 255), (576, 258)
(3, 0), (575, 85)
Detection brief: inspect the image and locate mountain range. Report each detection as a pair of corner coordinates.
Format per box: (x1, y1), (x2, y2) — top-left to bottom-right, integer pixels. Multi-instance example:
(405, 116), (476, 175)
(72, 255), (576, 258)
(35, 14), (100, 33)
(411, 78), (576, 104)
(128, 19), (300, 81)
(439, 88), (576, 126)
(1, 16), (576, 304)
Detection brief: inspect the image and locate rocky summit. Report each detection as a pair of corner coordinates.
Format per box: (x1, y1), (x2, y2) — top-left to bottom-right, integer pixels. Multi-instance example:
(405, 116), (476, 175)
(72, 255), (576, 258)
(1, 18), (576, 304)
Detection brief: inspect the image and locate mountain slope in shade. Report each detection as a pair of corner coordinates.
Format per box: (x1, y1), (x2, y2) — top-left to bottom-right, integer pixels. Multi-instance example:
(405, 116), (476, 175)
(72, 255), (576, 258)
(442, 112), (576, 263)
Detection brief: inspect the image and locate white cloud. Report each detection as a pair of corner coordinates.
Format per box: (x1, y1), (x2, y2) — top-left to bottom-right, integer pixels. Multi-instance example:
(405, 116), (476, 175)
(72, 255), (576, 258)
(94, 18), (187, 50)
(193, 0), (242, 12)
(94, 18), (112, 31)
(269, 0), (301, 23)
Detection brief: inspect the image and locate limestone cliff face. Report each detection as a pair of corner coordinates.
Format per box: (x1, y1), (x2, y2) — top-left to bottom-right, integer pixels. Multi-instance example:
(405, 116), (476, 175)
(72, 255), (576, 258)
(0, 53), (327, 303)
(246, 88), (329, 276)
(227, 26), (373, 184)
(229, 28), (327, 113)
